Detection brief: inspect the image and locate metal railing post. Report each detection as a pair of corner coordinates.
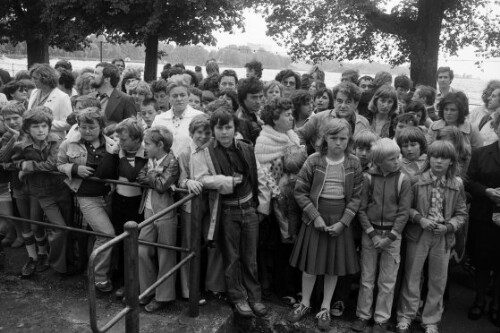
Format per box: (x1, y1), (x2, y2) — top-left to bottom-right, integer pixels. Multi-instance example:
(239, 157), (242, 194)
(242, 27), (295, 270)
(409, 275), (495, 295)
(188, 195), (201, 317)
(123, 221), (140, 333)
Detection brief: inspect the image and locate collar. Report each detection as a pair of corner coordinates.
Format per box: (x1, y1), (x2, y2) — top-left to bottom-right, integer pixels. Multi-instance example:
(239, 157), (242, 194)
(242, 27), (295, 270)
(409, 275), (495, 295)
(98, 86), (114, 98)
(417, 170), (460, 190)
(20, 132), (60, 149)
(429, 170), (446, 185)
(213, 138), (236, 150)
(431, 119), (472, 134)
(153, 153), (168, 166)
(80, 134), (106, 147)
(119, 143), (146, 159)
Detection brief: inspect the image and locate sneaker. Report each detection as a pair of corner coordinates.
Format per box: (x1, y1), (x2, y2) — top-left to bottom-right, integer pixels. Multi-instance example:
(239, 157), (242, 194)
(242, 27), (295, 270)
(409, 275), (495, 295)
(331, 300), (345, 317)
(36, 254), (50, 272)
(21, 258), (37, 278)
(396, 320), (411, 333)
(316, 308), (331, 330)
(424, 324), (439, 333)
(372, 322), (388, 333)
(287, 302), (311, 323)
(351, 317), (369, 332)
(95, 280), (113, 293)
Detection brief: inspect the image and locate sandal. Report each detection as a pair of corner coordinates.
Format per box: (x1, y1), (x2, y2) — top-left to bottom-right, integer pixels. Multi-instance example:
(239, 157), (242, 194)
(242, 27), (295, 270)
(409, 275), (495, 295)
(468, 303), (485, 320)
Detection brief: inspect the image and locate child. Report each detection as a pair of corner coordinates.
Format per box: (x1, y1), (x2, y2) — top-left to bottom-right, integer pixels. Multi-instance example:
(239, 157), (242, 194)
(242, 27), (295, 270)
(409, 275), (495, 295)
(352, 138), (411, 333)
(177, 114), (225, 300)
(393, 113), (418, 141)
(57, 107), (119, 292)
(190, 108), (270, 318)
(436, 126), (471, 179)
(353, 130), (379, 172)
(397, 126), (428, 181)
(288, 118), (362, 330)
(151, 79), (169, 112)
(405, 100), (432, 130)
(112, 118), (147, 296)
(201, 90), (216, 111)
(136, 126), (179, 312)
(140, 98), (161, 128)
(104, 123), (119, 144)
(11, 106), (74, 275)
(396, 141), (467, 333)
(188, 87), (202, 111)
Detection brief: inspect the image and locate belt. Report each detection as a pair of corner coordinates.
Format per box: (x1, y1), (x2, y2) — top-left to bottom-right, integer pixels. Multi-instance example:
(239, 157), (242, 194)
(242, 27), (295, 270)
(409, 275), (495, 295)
(222, 200), (255, 210)
(371, 223), (393, 231)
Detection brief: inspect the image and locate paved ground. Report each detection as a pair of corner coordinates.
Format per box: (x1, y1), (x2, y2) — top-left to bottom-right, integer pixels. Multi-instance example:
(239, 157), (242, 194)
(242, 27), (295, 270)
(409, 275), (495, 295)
(0, 246), (498, 333)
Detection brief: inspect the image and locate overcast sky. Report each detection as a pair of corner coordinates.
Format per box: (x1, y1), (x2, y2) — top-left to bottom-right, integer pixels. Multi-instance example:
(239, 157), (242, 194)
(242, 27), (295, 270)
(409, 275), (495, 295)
(212, 8), (500, 79)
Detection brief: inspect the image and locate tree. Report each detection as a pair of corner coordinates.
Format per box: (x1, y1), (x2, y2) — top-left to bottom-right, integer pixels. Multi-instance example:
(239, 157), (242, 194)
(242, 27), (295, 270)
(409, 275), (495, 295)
(0, 0), (97, 68)
(259, 0), (500, 86)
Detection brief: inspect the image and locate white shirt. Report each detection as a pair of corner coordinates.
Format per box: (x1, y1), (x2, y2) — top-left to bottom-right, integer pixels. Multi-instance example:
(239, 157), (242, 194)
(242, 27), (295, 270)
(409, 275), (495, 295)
(151, 105), (203, 157)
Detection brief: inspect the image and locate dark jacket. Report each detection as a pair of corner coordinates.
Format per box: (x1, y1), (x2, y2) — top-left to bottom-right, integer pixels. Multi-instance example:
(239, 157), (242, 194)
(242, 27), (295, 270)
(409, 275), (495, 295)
(104, 89), (138, 124)
(235, 106), (261, 145)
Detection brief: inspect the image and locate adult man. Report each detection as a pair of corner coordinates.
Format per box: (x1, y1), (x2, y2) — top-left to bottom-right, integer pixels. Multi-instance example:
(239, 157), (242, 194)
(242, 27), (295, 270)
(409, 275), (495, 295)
(91, 62), (137, 124)
(341, 69), (359, 84)
(218, 69), (238, 92)
(112, 58), (126, 76)
(236, 77), (265, 144)
(412, 85), (439, 121)
(435, 66), (455, 104)
(358, 76), (374, 93)
(297, 82), (369, 151)
(244, 60), (263, 79)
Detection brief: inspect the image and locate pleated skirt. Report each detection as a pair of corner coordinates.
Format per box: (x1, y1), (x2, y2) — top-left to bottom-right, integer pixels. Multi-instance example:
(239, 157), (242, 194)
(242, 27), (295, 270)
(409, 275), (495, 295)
(289, 198), (359, 276)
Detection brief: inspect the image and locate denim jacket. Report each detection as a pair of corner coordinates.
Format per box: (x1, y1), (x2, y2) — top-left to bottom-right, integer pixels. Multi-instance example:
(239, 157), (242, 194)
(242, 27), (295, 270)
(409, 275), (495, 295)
(11, 133), (66, 195)
(408, 170), (468, 249)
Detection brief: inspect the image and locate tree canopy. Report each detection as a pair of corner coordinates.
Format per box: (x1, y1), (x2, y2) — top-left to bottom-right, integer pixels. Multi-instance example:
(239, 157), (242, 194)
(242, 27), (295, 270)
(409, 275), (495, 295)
(259, 0), (500, 86)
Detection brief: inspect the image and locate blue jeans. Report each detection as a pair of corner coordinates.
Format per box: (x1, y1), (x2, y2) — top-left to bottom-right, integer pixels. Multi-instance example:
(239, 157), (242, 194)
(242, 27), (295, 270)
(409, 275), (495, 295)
(77, 196), (115, 283)
(220, 205), (261, 303)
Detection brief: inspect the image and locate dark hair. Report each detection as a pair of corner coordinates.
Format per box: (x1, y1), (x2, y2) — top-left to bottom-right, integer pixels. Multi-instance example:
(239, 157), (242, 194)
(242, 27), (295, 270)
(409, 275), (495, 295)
(392, 113), (418, 129)
(300, 74), (313, 90)
(121, 71), (141, 93)
(368, 85), (398, 115)
(237, 77), (264, 107)
(96, 62), (121, 88)
(205, 60), (219, 75)
(341, 69), (359, 84)
(373, 71), (392, 89)
(275, 70), (301, 89)
(202, 90), (216, 105)
(14, 71), (30, 81)
(2, 81), (22, 100)
(160, 69), (170, 81)
(189, 87), (203, 101)
(312, 80), (326, 91)
(217, 89), (239, 112)
(437, 66), (454, 82)
(184, 70), (199, 87)
(358, 75), (373, 85)
(332, 82), (362, 103)
(204, 99), (231, 116)
(218, 69), (238, 84)
(210, 107), (239, 131)
(189, 114), (211, 134)
(194, 66), (202, 72)
(29, 63), (58, 89)
(22, 106), (53, 132)
(111, 58), (125, 66)
(57, 69), (75, 91)
(150, 79), (169, 93)
(77, 107), (106, 129)
(394, 74), (412, 91)
(104, 123), (118, 136)
(308, 65), (325, 82)
(290, 90), (311, 120)
(163, 63), (172, 71)
(54, 60), (72, 71)
(405, 101), (427, 125)
(1, 100), (26, 117)
(200, 73), (219, 94)
(18, 79), (35, 90)
(145, 126), (173, 152)
(174, 63), (186, 70)
(396, 126), (427, 154)
(141, 97), (159, 111)
(437, 91), (469, 124)
(261, 97), (293, 126)
(74, 95), (101, 110)
(115, 117), (144, 141)
(314, 88), (334, 109)
(415, 85), (436, 105)
(244, 60), (263, 79)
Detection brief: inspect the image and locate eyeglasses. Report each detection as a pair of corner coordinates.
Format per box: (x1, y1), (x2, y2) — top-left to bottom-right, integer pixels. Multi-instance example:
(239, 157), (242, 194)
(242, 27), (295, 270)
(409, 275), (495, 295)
(283, 80), (295, 87)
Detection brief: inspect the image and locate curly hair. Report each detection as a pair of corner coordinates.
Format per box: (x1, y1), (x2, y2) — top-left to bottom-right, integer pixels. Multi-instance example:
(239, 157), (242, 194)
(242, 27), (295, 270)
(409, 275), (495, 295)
(332, 82), (362, 103)
(29, 64), (58, 89)
(275, 69), (301, 89)
(260, 97), (293, 126)
(75, 72), (94, 96)
(437, 91), (469, 125)
(290, 90), (311, 120)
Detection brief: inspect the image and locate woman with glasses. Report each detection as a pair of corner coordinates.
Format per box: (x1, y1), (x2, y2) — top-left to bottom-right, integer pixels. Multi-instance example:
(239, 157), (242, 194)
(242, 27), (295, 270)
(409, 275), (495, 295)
(276, 70), (301, 98)
(2, 81), (30, 107)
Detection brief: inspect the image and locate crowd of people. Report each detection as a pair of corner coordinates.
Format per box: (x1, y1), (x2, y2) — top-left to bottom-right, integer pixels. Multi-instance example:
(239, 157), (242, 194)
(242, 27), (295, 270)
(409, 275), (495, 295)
(0, 58), (499, 333)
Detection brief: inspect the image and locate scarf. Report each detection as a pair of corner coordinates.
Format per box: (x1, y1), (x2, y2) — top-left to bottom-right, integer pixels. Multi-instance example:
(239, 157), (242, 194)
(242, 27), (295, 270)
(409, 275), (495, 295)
(254, 125), (300, 164)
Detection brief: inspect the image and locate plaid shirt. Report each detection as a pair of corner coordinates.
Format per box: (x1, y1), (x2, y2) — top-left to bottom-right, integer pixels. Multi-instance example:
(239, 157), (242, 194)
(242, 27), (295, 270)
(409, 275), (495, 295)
(428, 171), (446, 223)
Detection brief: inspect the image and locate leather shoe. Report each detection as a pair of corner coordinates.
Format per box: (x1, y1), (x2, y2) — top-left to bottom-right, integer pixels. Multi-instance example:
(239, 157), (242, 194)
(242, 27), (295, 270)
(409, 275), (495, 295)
(249, 302), (267, 317)
(145, 299), (169, 313)
(234, 300), (254, 317)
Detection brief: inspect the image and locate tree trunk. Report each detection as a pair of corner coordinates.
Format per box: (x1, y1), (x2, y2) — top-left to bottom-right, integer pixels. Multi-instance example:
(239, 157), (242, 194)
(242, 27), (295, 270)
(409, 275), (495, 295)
(144, 34), (159, 82)
(408, 0), (446, 88)
(26, 37), (49, 69)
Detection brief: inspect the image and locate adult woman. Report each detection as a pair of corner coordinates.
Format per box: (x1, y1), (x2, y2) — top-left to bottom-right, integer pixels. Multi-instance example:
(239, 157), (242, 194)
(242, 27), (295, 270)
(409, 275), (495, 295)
(151, 80), (203, 157)
(28, 64), (72, 139)
(366, 85), (398, 138)
(291, 90), (313, 129)
(313, 88), (334, 113)
(57, 108), (118, 292)
(275, 70), (301, 98)
(131, 81), (153, 106)
(427, 91), (483, 150)
(2, 81), (29, 107)
(466, 110), (500, 323)
(217, 89), (239, 112)
(255, 97), (306, 304)
(74, 72), (94, 96)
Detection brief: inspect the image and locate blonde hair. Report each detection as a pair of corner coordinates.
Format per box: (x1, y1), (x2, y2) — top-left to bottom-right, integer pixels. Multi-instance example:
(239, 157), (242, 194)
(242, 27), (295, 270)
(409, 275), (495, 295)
(318, 118), (353, 155)
(370, 138), (400, 165)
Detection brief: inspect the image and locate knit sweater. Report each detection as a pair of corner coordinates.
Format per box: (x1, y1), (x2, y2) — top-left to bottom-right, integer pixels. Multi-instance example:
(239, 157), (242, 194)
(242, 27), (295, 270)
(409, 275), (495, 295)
(254, 125), (300, 164)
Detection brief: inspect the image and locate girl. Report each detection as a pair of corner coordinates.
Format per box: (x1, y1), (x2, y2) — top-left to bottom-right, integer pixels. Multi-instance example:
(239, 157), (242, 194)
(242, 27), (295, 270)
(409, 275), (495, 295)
(366, 85), (398, 138)
(396, 126), (428, 182)
(396, 141), (468, 333)
(264, 80), (283, 102)
(405, 100), (432, 130)
(288, 118), (362, 330)
(436, 126), (471, 179)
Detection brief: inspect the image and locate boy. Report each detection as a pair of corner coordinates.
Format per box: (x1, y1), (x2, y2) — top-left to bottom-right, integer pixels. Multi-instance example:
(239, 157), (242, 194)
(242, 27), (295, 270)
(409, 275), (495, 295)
(393, 113), (418, 140)
(140, 98), (161, 128)
(112, 118), (147, 296)
(191, 107), (270, 317)
(354, 130), (379, 173)
(136, 126), (179, 312)
(150, 79), (169, 112)
(11, 106), (74, 275)
(352, 138), (412, 333)
(178, 114), (225, 300)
